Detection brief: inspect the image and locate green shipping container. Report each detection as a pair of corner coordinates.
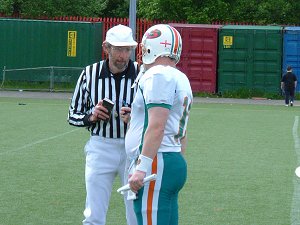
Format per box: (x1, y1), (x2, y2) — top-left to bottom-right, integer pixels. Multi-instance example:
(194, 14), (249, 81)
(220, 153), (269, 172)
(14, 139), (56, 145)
(218, 25), (282, 94)
(0, 19), (102, 83)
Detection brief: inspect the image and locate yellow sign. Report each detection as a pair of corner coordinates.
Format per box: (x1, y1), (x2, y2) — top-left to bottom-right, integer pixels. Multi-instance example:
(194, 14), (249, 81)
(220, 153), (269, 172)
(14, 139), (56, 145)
(67, 31), (77, 57)
(223, 36), (233, 48)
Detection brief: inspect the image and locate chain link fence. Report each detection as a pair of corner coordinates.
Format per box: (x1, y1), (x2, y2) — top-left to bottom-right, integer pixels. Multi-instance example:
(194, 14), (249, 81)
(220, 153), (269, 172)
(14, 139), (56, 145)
(1, 66), (83, 92)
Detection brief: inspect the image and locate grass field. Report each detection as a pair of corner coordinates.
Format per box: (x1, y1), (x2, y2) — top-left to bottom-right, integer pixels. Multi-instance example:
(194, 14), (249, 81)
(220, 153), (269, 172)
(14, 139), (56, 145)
(0, 96), (299, 225)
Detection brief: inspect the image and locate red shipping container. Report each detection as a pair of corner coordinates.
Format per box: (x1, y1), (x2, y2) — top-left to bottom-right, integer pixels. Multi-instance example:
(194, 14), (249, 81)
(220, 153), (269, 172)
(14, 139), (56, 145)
(169, 24), (222, 93)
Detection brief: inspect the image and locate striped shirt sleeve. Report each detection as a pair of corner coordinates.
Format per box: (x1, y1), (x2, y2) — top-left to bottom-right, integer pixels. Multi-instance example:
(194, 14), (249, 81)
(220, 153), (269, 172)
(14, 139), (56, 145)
(68, 67), (91, 127)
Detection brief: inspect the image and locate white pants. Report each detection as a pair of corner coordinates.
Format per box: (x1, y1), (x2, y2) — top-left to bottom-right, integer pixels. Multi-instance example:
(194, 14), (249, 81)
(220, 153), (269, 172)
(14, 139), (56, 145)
(82, 136), (137, 225)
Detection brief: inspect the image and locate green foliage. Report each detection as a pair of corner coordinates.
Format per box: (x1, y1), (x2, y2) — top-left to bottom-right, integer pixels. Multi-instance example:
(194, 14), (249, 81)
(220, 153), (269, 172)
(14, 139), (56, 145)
(193, 92), (217, 98)
(0, 0), (299, 25)
(0, 0), (14, 14)
(183, 0), (231, 23)
(137, 0), (230, 23)
(221, 88), (283, 99)
(0, 0), (130, 17)
(193, 88), (291, 100)
(230, 0), (294, 25)
(137, 0), (299, 24)
(138, 0), (190, 21)
(90, 0), (130, 18)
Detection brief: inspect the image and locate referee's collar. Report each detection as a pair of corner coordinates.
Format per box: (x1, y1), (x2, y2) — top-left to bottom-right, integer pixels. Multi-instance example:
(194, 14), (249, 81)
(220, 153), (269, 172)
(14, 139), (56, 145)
(100, 59), (136, 79)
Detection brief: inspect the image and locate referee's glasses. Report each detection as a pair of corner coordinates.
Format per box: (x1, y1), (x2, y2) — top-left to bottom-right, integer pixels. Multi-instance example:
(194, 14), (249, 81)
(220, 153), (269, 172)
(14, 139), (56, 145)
(111, 46), (133, 54)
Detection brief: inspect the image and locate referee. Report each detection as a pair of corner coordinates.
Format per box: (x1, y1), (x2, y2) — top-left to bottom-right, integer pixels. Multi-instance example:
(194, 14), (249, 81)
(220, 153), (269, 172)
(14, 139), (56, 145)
(68, 25), (138, 225)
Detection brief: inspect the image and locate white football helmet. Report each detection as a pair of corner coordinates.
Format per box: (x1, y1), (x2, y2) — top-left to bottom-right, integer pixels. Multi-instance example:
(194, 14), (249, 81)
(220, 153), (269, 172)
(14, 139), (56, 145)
(141, 24), (182, 65)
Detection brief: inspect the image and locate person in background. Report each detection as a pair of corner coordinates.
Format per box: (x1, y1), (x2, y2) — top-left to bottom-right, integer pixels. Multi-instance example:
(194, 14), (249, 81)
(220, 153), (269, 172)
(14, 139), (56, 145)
(121, 24), (193, 225)
(281, 65), (297, 106)
(68, 24), (138, 225)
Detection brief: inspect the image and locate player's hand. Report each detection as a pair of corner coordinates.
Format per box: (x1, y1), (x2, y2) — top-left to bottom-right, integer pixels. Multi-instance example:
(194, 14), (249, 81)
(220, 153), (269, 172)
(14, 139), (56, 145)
(129, 170), (146, 193)
(120, 106), (131, 123)
(89, 100), (110, 122)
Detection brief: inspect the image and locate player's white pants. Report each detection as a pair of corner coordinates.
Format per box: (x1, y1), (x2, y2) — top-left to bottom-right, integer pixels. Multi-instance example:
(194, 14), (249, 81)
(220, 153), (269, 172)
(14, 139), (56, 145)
(82, 136), (137, 225)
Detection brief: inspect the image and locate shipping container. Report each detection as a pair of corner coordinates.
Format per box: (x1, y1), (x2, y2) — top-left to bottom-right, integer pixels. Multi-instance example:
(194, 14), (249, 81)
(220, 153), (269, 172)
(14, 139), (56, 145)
(170, 23), (222, 93)
(282, 27), (300, 92)
(0, 19), (102, 83)
(218, 25), (283, 94)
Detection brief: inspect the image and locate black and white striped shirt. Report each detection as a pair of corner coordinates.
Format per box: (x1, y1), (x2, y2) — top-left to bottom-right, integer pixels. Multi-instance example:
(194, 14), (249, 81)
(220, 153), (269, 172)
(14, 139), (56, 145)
(68, 59), (138, 138)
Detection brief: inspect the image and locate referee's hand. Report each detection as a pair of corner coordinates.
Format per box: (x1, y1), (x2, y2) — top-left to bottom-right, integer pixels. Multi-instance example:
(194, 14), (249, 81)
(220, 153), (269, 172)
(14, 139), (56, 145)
(89, 100), (110, 122)
(120, 106), (131, 123)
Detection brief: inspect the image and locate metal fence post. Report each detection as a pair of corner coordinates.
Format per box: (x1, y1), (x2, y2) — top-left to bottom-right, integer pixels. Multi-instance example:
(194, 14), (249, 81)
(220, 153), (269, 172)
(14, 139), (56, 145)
(129, 0), (136, 61)
(1, 66), (6, 89)
(50, 66), (54, 91)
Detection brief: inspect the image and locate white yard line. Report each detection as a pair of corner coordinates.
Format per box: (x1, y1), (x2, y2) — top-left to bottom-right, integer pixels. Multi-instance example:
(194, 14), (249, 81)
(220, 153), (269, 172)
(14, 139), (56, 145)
(0, 129), (79, 155)
(291, 116), (300, 225)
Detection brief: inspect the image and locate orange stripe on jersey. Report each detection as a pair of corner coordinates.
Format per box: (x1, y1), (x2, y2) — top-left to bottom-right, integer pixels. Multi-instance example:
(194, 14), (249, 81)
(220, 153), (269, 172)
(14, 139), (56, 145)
(170, 26), (179, 55)
(147, 156), (158, 225)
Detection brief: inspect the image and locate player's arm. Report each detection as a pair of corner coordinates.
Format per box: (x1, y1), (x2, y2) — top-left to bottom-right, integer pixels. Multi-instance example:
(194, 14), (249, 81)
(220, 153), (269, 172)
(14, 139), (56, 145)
(180, 134), (187, 155)
(129, 106), (169, 193)
(142, 106), (169, 159)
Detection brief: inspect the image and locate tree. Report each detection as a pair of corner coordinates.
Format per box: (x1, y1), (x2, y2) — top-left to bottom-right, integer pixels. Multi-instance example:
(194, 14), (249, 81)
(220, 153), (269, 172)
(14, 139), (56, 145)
(137, 0), (299, 24)
(228, 0), (293, 25)
(184, 0), (231, 23)
(0, 0), (299, 25)
(137, 0), (231, 23)
(138, 0), (190, 21)
(0, 0), (130, 18)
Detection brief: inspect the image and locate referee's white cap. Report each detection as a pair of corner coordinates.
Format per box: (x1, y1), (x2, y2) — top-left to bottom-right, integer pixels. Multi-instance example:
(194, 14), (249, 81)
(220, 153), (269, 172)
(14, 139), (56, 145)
(105, 24), (137, 47)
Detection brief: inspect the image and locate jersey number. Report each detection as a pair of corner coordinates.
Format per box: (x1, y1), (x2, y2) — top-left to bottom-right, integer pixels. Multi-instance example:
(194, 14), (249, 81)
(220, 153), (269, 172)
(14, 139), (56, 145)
(174, 96), (191, 141)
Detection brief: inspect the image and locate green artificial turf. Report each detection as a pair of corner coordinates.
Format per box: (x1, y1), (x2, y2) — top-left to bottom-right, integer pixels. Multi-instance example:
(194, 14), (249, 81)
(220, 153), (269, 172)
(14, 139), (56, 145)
(0, 97), (299, 225)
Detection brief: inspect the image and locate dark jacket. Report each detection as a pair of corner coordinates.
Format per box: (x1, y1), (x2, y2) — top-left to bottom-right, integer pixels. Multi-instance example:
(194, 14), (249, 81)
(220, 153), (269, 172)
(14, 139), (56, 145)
(281, 72), (297, 90)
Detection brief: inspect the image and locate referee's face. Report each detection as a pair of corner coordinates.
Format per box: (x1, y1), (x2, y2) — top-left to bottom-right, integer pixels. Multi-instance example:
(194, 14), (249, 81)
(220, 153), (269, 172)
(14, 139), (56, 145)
(109, 46), (133, 73)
